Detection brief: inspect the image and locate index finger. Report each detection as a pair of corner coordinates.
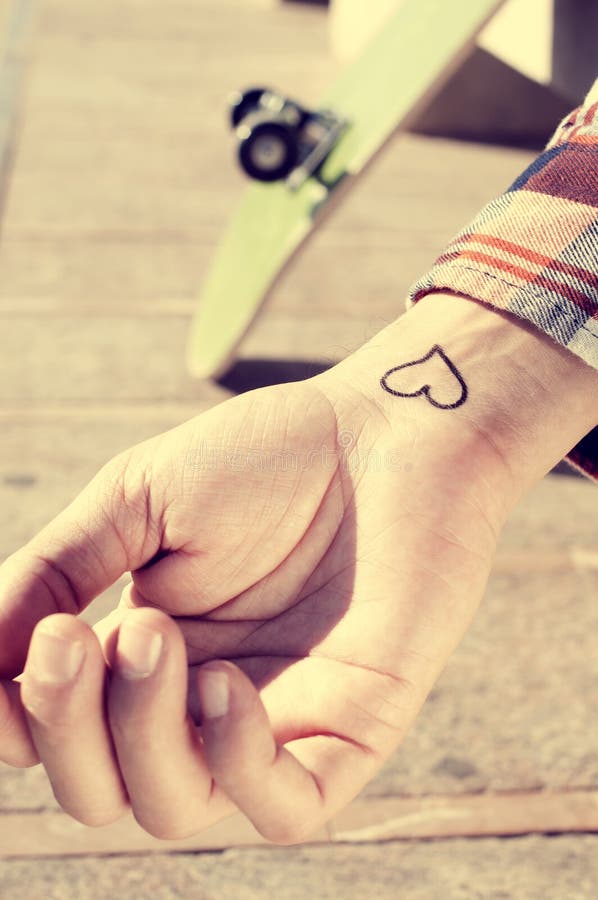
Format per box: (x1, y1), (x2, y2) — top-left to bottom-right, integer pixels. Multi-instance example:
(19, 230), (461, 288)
(0, 448), (159, 676)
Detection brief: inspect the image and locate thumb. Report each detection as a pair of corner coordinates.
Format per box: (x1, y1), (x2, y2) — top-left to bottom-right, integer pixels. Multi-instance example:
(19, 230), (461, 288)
(0, 447), (161, 677)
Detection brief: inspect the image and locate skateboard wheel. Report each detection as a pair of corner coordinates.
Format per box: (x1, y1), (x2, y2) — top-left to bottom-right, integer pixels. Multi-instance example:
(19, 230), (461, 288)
(229, 88), (270, 129)
(237, 115), (298, 182)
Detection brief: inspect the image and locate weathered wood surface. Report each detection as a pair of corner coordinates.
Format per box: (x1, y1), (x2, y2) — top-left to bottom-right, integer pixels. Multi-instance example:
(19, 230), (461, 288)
(1, 834), (598, 900)
(1, 788), (598, 857)
(0, 0), (597, 889)
(0, 0), (35, 216)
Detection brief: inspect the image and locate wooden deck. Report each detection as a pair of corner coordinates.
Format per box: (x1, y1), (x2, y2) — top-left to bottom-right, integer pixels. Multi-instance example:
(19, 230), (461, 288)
(1, 0), (597, 896)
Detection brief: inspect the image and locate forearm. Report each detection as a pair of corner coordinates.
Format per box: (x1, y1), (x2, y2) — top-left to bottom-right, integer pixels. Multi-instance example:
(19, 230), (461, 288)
(322, 292), (598, 512)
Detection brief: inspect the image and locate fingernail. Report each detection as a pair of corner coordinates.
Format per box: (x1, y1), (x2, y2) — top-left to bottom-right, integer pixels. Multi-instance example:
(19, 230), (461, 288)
(199, 668), (229, 718)
(30, 631), (85, 683)
(117, 621), (163, 679)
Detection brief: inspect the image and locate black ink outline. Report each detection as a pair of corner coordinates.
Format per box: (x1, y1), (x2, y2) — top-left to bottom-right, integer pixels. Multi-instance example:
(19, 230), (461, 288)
(380, 345), (468, 410)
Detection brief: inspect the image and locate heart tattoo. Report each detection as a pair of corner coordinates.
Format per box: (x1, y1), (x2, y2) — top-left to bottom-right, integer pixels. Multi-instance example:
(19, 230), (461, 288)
(380, 345), (468, 410)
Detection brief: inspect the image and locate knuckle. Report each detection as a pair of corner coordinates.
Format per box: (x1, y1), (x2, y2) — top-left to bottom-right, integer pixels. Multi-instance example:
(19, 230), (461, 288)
(103, 447), (162, 562)
(29, 560), (80, 618)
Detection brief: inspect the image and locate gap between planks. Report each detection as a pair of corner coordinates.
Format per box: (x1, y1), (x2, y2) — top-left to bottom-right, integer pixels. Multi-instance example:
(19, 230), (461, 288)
(0, 0), (36, 226)
(1, 788), (597, 858)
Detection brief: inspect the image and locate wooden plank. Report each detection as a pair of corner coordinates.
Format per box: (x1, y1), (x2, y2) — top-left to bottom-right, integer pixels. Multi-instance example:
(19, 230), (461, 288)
(0, 0), (36, 214)
(3, 134), (530, 235)
(24, 34), (333, 94)
(0, 789), (597, 857)
(19, 2), (333, 141)
(332, 790), (598, 843)
(1, 832), (596, 898)
(497, 473), (598, 555)
(0, 227), (466, 318)
(0, 134), (533, 332)
(0, 406), (222, 555)
(0, 401), (216, 418)
(492, 548), (598, 573)
(0, 315), (211, 404)
(0, 314), (374, 405)
(2, 170), (239, 233)
(12, 122), (528, 184)
(364, 567), (598, 799)
(0, 809), (291, 857)
(19, 65), (331, 141)
(0, 241), (217, 309)
(0, 1), (13, 41)
(35, 0), (322, 44)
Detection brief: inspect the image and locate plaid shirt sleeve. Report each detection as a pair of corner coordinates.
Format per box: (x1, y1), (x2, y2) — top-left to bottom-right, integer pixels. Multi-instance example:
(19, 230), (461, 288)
(406, 79), (598, 481)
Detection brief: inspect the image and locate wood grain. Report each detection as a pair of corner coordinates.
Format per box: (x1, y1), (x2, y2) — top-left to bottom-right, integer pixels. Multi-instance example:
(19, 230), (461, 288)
(1, 789), (597, 858)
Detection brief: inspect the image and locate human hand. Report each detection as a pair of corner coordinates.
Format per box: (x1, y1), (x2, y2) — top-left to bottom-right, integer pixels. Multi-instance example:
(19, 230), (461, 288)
(2, 294), (596, 842)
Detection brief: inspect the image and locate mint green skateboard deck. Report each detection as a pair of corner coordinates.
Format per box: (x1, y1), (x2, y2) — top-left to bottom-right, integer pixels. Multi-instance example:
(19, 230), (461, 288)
(187, 0), (504, 379)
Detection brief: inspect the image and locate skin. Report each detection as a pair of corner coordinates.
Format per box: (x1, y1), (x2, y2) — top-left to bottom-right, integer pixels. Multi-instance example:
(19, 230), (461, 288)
(1, 293), (597, 843)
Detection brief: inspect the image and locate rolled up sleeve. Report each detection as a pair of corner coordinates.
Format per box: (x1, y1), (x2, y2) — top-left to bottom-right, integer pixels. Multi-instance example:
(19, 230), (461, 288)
(407, 78), (598, 480)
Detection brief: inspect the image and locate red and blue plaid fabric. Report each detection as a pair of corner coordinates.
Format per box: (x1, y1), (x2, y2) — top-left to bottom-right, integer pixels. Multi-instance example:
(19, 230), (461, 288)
(407, 79), (598, 481)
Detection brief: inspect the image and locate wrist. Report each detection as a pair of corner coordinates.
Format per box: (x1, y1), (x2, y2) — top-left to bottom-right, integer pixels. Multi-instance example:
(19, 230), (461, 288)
(318, 293), (598, 508)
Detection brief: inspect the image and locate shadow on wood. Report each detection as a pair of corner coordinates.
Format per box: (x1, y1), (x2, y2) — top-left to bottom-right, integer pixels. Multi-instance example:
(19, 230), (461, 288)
(217, 357), (332, 394)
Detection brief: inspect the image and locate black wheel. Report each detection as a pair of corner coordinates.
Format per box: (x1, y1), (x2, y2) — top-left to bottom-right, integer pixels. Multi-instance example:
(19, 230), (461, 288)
(237, 114), (298, 182)
(229, 87), (270, 129)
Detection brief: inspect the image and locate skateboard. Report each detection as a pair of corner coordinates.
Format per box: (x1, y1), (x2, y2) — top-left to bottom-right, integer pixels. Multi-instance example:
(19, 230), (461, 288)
(186, 0), (505, 379)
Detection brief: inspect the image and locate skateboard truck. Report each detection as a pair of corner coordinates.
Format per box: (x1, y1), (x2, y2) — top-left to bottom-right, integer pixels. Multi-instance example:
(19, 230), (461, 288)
(189, 0), (506, 380)
(229, 87), (348, 191)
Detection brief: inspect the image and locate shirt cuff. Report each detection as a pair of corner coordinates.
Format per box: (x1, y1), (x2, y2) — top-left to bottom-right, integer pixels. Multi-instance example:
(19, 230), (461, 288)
(406, 78), (598, 482)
